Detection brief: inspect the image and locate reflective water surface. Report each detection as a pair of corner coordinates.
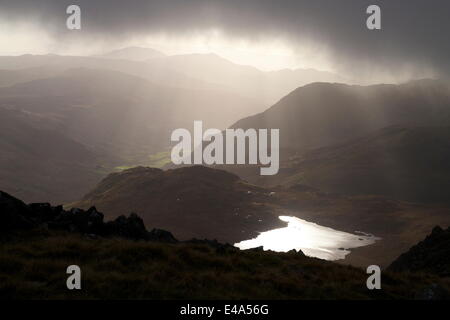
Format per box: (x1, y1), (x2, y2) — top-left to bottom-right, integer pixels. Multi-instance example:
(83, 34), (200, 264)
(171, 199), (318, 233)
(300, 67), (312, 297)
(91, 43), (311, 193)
(235, 216), (380, 261)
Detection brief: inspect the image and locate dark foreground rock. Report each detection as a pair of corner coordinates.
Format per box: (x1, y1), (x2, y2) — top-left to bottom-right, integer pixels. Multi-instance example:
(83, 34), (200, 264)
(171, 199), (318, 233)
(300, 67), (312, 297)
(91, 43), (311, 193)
(0, 191), (35, 231)
(388, 226), (450, 276)
(0, 190), (177, 243)
(148, 228), (178, 243)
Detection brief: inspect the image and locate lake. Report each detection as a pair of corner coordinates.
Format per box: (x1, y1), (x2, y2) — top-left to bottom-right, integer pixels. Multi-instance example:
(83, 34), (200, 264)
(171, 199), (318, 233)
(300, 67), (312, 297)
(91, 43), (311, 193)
(234, 216), (380, 261)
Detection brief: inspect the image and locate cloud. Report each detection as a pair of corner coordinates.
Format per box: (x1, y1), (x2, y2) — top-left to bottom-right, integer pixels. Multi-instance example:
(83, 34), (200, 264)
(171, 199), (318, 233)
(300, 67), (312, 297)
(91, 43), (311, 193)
(1, 0), (449, 80)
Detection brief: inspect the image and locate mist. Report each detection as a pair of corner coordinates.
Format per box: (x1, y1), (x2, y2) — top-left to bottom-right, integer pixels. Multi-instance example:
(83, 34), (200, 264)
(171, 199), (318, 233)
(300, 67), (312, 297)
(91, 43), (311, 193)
(1, 0), (449, 83)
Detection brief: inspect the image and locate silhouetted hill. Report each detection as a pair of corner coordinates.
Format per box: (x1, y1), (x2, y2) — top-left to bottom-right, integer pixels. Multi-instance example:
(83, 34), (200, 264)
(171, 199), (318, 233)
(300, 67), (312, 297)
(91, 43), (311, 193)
(72, 166), (282, 242)
(230, 126), (450, 203)
(388, 226), (450, 276)
(0, 190), (176, 242)
(220, 80), (450, 203)
(231, 79), (450, 150)
(0, 107), (102, 203)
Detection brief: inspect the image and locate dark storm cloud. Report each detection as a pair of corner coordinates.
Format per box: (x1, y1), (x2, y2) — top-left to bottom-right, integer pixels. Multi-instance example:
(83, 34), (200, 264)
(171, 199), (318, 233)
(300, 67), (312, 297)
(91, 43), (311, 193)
(1, 0), (449, 77)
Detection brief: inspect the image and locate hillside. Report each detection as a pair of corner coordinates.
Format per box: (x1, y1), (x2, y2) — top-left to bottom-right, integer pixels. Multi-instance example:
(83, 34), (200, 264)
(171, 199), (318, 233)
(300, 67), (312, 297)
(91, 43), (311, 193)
(388, 226), (450, 276)
(0, 52), (347, 109)
(4, 233), (450, 300)
(231, 79), (450, 150)
(0, 54), (213, 91)
(2, 190), (450, 300)
(225, 126), (450, 203)
(71, 166), (282, 242)
(0, 67), (261, 203)
(70, 166), (450, 268)
(0, 108), (102, 203)
(217, 79), (450, 203)
(0, 67), (61, 87)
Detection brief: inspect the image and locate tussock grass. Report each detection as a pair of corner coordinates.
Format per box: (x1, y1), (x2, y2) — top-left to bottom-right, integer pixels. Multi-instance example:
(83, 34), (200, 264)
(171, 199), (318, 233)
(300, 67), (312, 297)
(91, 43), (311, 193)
(0, 233), (449, 300)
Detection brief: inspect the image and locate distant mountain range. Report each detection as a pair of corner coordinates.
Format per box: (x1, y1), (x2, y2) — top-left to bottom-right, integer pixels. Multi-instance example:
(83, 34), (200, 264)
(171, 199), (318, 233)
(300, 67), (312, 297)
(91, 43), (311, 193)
(98, 46), (166, 61)
(0, 67), (259, 203)
(0, 49), (350, 203)
(0, 47), (346, 107)
(144, 51), (346, 106)
(1, 49), (450, 270)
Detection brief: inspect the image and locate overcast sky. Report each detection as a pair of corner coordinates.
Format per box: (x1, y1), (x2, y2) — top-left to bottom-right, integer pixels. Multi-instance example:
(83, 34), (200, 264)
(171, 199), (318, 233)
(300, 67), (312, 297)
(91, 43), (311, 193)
(0, 0), (449, 81)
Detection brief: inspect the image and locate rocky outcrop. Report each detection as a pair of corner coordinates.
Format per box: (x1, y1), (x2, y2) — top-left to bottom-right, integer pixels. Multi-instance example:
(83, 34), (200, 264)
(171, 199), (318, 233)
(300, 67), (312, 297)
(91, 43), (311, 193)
(0, 190), (177, 243)
(104, 213), (149, 240)
(388, 226), (450, 276)
(0, 191), (35, 231)
(148, 228), (178, 243)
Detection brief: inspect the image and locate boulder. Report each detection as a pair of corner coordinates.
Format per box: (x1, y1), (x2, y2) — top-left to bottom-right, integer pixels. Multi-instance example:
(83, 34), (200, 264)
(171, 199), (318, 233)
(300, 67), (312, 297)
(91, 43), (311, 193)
(105, 213), (149, 240)
(148, 228), (178, 243)
(0, 191), (35, 231)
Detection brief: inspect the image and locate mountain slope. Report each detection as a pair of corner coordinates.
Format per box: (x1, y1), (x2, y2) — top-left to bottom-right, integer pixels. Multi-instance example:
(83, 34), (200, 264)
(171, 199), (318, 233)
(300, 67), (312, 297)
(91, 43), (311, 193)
(0, 108), (102, 203)
(71, 166), (282, 242)
(229, 126), (450, 203)
(388, 226), (450, 277)
(218, 80), (450, 203)
(0, 67), (261, 157)
(231, 79), (450, 150)
(0, 53), (345, 110)
(70, 165), (450, 268)
(2, 191), (450, 300)
(0, 54), (218, 91)
(0, 67), (61, 87)
(0, 67), (264, 202)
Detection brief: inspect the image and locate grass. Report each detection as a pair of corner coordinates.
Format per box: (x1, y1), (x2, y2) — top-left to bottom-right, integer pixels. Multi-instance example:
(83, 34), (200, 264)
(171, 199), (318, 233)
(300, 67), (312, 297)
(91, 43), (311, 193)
(148, 151), (172, 168)
(114, 151), (171, 172)
(1, 231), (449, 300)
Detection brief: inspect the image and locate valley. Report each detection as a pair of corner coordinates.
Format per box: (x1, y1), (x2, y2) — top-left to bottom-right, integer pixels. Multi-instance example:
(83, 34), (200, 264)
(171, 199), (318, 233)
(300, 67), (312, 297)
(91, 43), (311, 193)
(1, 49), (450, 271)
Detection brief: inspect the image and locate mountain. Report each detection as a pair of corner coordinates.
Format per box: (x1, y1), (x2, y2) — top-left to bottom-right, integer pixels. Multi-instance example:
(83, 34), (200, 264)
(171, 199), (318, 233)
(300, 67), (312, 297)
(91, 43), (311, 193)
(70, 165), (450, 268)
(147, 53), (346, 106)
(0, 54), (217, 91)
(231, 79), (450, 150)
(0, 66), (260, 154)
(388, 226), (450, 277)
(0, 53), (345, 109)
(0, 66), (61, 87)
(225, 126), (450, 203)
(214, 80), (450, 203)
(0, 107), (102, 203)
(0, 57), (263, 127)
(0, 67), (265, 202)
(99, 47), (166, 61)
(71, 166), (282, 242)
